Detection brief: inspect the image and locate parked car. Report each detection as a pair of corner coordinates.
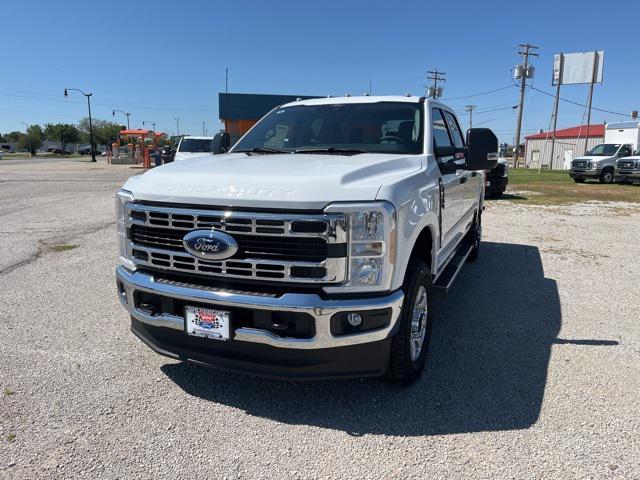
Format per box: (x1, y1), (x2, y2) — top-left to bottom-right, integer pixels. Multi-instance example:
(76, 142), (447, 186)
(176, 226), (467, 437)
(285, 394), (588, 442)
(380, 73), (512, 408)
(569, 121), (640, 184)
(485, 157), (509, 198)
(173, 136), (213, 161)
(115, 95), (497, 385)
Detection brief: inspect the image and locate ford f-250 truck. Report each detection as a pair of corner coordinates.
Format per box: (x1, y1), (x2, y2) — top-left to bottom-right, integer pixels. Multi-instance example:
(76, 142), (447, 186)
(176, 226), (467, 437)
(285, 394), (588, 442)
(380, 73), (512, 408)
(569, 121), (639, 184)
(115, 96), (497, 385)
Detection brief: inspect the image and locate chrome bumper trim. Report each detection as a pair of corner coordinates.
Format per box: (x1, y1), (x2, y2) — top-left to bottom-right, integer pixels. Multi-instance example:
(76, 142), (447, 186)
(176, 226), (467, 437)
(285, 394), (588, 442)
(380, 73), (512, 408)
(116, 267), (404, 350)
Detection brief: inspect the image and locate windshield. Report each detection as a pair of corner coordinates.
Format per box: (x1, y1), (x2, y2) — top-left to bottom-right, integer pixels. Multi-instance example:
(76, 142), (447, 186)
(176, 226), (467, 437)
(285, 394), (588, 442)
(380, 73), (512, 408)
(587, 144), (620, 156)
(178, 138), (212, 153)
(232, 102), (423, 155)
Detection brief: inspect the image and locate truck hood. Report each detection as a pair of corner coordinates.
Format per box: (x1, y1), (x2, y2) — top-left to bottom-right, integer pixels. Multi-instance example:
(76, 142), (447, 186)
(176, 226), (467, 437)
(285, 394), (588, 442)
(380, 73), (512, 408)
(574, 155), (616, 161)
(123, 152), (423, 210)
(174, 151), (213, 161)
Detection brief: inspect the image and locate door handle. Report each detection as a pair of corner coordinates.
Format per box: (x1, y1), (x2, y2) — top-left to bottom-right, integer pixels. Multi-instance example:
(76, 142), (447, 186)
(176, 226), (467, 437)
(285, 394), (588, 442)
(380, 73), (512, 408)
(460, 176), (467, 184)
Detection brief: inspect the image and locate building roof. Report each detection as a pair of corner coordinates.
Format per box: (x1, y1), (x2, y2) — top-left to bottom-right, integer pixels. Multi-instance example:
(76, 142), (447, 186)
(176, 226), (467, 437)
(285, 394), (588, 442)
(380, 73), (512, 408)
(219, 93), (322, 120)
(525, 124), (605, 140)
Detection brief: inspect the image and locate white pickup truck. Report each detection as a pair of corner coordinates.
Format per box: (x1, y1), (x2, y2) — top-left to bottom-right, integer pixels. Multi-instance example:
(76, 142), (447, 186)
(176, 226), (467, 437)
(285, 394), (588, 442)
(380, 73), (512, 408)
(570, 121), (639, 184)
(115, 96), (497, 385)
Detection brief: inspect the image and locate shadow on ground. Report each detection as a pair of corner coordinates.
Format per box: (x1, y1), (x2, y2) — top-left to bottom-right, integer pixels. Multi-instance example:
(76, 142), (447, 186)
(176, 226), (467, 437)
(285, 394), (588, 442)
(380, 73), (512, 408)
(162, 241), (615, 436)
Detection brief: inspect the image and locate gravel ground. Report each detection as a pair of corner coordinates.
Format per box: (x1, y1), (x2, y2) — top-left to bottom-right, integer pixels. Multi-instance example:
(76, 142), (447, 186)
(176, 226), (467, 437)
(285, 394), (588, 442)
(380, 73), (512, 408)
(1, 160), (639, 479)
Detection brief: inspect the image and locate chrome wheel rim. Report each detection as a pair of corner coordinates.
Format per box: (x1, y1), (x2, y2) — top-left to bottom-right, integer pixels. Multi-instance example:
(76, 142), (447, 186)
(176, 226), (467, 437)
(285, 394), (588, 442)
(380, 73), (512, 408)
(604, 172), (613, 183)
(410, 285), (428, 361)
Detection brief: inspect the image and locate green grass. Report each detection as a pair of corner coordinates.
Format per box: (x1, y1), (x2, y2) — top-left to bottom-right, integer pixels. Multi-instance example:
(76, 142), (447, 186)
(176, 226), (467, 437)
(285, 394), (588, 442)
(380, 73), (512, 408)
(499, 169), (640, 205)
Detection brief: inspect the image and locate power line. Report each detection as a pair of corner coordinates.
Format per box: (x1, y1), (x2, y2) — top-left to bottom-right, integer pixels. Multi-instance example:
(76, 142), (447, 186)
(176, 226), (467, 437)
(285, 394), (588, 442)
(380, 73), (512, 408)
(528, 85), (632, 117)
(442, 84), (515, 100)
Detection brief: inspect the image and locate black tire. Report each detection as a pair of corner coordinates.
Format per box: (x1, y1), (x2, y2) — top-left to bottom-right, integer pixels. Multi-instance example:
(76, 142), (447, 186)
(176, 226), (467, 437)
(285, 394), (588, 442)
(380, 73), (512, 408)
(573, 178), (586, 183)
(492, 191), (503, 199)
(599, 168), (614, 184)
(387, 260), (433, 386)
(467, 212), (482, 263)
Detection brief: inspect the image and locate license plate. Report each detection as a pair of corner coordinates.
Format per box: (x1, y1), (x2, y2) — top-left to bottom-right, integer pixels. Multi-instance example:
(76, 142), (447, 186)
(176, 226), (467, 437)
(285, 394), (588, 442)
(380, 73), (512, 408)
(185, 306), (230, 340)
(485, 181), (491, 187)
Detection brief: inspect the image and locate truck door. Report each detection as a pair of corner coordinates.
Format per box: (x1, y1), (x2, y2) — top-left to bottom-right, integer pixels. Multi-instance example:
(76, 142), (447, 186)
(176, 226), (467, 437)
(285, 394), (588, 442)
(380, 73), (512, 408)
(443, 110), (478, 228)
(432, 108), (464, 253)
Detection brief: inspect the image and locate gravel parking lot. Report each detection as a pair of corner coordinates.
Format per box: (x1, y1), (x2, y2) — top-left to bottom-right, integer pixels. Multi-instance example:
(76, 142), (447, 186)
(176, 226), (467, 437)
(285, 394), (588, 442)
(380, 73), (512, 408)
(1, 159), (639, 479)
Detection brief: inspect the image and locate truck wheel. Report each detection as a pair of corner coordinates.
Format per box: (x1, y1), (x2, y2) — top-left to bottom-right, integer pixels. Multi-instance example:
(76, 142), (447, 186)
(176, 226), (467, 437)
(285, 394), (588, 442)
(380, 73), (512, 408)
(387, 260), (433, 386)
(467, 213), (482, 263)
(573, 178), (586, 183)
(599, 168), (614, 184)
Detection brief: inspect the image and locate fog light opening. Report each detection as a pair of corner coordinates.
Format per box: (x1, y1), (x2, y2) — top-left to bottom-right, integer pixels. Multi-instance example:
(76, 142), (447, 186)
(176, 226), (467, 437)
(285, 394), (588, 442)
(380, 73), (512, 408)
(347, 312), (363, 327)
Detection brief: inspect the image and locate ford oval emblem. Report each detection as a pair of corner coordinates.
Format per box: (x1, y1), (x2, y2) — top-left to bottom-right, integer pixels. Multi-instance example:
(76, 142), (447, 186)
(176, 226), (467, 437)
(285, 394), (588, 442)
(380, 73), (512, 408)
(183, 230), (238, 260)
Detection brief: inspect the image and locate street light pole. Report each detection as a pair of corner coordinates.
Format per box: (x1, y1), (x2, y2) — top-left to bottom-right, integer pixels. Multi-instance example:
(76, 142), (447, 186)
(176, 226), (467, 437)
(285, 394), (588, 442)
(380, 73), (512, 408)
(175, 118), (180, 136)
(142, 120), (156, 132)
(64, 88), (96, 162)
(112, 109), (131, 129)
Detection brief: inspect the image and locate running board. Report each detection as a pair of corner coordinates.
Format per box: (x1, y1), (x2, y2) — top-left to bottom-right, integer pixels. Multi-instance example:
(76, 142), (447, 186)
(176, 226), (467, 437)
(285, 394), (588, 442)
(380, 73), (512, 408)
(433, 236), (474, 296)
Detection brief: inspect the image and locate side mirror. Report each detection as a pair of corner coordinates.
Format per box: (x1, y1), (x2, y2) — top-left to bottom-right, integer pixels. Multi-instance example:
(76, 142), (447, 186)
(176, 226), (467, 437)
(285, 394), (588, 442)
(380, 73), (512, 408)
(211, 132), (231, 154)
(464, 128), (499, 171)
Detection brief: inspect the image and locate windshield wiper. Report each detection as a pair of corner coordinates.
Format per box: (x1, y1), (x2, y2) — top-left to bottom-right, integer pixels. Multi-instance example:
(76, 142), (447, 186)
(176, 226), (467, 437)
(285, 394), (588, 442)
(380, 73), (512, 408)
(294, 147), (367, 155)
(233, 147), (289, 155)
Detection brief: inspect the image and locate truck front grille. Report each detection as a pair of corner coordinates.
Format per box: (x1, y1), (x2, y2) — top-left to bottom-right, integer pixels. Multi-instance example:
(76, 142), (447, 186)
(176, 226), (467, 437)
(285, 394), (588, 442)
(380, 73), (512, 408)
(618, 160), (638, 173)
(572, 160), (589, 171)
(125, 203), (348, 284)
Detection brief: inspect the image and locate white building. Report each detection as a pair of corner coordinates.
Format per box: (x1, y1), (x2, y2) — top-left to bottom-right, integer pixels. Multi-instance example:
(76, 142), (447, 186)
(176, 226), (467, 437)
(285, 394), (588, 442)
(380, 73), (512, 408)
(524, 124), (605, 170)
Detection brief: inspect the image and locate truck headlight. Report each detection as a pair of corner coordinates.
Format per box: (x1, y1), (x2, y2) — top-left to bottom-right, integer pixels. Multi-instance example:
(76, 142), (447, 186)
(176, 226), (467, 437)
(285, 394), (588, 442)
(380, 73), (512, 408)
(324, 202), (396, 293)
(116, 189), (136, 270)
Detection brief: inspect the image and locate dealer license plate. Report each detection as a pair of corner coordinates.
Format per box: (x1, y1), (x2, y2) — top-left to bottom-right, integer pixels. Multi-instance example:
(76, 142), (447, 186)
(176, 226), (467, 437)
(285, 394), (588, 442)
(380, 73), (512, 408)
(185, 306), (230, 340)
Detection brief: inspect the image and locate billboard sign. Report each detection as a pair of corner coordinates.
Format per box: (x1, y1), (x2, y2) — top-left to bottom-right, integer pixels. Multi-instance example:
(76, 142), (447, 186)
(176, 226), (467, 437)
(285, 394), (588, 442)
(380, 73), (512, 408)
(553, 51), (604, 85)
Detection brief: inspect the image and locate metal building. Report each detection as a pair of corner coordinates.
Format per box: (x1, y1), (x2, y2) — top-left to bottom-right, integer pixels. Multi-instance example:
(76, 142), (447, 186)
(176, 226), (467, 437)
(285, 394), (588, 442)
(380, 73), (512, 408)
(524, 124), (604, 170)
(218, 93), (321, 142)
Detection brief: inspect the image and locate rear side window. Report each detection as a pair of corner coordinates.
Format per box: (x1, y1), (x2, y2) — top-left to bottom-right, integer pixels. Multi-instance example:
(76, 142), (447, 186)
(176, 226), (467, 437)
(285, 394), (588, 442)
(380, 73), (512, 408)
(444, 111), (465, 149)
(432, 109), (452, 148)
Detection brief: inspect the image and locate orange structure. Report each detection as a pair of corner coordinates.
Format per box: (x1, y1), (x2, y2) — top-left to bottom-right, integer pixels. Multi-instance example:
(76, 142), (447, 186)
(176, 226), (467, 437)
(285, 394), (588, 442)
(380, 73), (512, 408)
(114, 129), (166, 167)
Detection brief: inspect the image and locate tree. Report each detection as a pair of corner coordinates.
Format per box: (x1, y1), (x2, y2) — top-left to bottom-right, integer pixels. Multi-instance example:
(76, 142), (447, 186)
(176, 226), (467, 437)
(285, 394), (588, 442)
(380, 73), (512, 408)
(17, 125), (45, 155)
(78, 118), (123, 148)
(44, 123), (80, 153)
(3, 131), (24, 143)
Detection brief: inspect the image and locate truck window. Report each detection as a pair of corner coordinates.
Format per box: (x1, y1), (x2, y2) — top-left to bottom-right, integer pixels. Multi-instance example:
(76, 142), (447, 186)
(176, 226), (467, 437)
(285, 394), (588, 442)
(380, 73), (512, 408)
(443, 111), (465, 149)
(432, 108), (453, 149)
(233, 102), (424, 155)
(618, 145), (632, 157)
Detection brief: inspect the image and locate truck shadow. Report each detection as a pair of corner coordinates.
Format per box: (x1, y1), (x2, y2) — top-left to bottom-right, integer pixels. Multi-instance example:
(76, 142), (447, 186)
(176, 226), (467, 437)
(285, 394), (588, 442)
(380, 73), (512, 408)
(161, 242), (603, 436)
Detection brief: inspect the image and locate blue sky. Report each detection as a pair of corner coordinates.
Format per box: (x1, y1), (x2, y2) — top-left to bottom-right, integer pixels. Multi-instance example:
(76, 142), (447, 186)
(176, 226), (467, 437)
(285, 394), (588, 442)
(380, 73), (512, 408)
(2, 0), (639, 143)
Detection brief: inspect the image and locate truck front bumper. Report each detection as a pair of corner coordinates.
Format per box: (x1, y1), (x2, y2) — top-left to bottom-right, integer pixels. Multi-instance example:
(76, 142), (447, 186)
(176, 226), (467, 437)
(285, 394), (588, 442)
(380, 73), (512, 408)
(485, 176), (508, 195)
(116, 267), (404, 379)
(570, 169), (600, 180)
(615, 171), (640, 182)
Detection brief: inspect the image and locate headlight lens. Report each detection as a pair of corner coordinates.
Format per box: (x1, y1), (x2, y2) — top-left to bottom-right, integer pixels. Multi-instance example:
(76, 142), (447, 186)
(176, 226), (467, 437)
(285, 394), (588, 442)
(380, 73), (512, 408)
(324, 202), (396, 292)
(116, 189), (136, 270)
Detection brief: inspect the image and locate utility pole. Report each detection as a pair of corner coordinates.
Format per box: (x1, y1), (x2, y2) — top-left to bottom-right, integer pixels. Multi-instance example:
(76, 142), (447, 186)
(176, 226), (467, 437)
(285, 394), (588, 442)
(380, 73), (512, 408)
(513, 43), (538, 168)
(547, 53), (563, 172)
(465, 105), (476, 130)
(175, 118), (180, 136)
(426, 69), (446, 99)
(202, 121), (206, 136)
